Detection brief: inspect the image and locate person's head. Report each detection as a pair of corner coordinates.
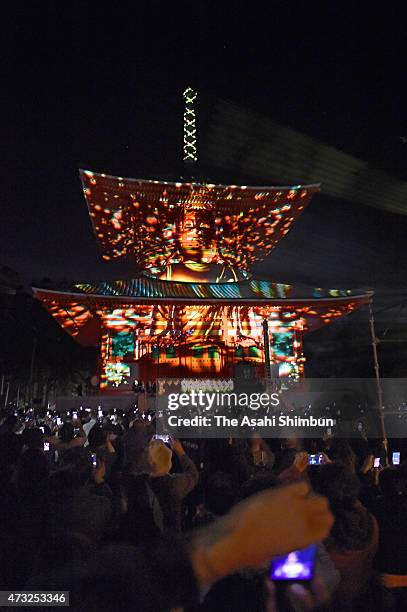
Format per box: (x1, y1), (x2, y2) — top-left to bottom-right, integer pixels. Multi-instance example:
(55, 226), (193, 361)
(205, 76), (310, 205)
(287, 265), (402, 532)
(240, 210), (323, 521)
(51, 448), (93, 492)
(21, 427), (43, 450)
(124, 443), (147, 474)
(0, 431), (22, 470)
(36, 407), (48, 420)
(16, 448), (49, 496)
(273, 448), (297, 474)
(250, 436), (262, 453)
(59, 422), (75, 443)
(41, 423), (52, 436)
(113, 423), (124, 437)
(283, 437), (300, 450)
(131, 418), (147, 433)
(103, 422), (122, 441)
(147, 439), (172, 477)
(32, 529), (94, 577)
(204, 471), (236, 516)
(379, 466), (405, 500)
(90, 408), (98, 420)
(328, 439), (357, 471)
(308, 462), (360, 505)
(309, 463), (373, 550)
(239, 470), (279, 501)
(30, 544), (158, 611)
(88, 425), (108, 451)
(1, 414), (19, 433)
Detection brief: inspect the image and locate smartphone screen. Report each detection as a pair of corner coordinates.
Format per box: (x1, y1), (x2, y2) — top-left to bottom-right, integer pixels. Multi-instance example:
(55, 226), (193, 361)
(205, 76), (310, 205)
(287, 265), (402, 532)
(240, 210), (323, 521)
(270, 543), (317, 581)
(43, 441), (50, 452)
(374, 457), (380, 468)
(392, 452), (400, 465)
(98, 409), (103, 419)
(72, 411), (78, 419)
(40, 426), (45, 434)
(56, 417), (63, 426)
(153, 434), (170, 444)
(91, 453), (97, 467)
(308, 454), (323, 465)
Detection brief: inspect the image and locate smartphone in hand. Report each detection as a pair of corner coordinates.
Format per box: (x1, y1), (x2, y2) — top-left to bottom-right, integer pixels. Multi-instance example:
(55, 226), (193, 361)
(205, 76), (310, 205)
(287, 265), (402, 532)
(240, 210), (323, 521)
(308, 454), (323, 466)
(392, 452), (401, 466)
(270, 543), (317, 582)
(153, 434), (170, 444)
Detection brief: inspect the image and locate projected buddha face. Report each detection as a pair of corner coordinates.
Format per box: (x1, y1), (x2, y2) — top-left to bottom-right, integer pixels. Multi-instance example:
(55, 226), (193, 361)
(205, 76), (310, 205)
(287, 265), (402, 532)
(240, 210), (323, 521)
(178, 208), (216, 262)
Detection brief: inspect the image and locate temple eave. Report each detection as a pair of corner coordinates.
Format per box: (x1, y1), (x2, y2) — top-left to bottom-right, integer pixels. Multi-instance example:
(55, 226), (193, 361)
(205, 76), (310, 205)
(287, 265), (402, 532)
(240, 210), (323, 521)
(32, 287), (373, 308)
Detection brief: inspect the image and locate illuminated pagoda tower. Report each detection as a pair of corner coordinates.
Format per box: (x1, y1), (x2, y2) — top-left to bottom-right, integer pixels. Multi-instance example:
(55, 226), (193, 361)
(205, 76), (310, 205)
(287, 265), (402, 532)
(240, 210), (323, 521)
(32, 87), (372, 392)
(33, 172), (371, 392)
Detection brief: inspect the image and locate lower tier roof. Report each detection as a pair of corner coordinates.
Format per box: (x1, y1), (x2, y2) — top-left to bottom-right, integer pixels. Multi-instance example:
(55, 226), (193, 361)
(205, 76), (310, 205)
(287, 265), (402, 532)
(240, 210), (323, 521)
(33, 274), (371, 305)
(32, 276), (372, 346)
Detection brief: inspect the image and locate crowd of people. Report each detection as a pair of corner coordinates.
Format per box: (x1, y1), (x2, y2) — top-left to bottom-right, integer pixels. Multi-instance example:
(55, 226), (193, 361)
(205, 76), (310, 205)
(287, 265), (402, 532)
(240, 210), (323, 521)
(0, 406), (406, 611)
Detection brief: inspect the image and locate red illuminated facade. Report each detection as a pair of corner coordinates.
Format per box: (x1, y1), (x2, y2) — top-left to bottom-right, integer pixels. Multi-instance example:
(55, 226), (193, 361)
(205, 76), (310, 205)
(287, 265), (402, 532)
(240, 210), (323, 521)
(33, 171), (371, 391)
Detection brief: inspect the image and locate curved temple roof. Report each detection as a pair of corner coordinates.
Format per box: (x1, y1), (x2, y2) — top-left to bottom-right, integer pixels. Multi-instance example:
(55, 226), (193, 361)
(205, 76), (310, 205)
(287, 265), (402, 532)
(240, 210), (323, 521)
(33, 275), (371, 305)
(32, 278), (372, 346)
(80, 170), (320, 272)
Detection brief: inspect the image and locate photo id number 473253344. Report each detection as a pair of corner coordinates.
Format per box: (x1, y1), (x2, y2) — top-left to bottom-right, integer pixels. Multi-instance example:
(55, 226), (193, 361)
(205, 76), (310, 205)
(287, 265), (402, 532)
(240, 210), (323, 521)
(0, 591), (69, 606)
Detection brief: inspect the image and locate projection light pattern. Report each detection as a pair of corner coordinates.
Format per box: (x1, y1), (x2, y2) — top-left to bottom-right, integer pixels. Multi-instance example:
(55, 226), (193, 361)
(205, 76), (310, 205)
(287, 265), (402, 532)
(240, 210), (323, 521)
(80, 170), (319, 274)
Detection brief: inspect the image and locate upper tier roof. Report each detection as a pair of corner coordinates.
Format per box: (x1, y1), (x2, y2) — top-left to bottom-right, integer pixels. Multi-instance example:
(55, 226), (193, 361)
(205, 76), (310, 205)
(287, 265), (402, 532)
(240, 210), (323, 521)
(80, 170), (319, 272)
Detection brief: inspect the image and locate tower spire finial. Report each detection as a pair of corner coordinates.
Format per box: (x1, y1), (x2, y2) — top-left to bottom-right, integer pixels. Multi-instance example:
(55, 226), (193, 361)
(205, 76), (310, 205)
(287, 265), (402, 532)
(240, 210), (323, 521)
(183, 86), (198, 163)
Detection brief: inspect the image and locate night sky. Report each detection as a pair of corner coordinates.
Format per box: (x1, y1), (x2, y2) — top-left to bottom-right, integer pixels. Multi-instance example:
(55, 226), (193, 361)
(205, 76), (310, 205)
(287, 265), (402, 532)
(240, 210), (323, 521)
(1, 2), (407, 296)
